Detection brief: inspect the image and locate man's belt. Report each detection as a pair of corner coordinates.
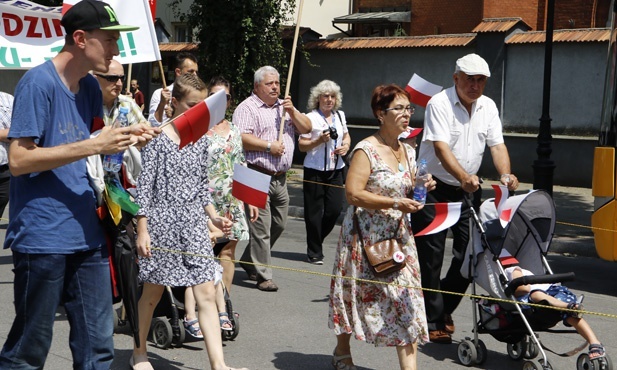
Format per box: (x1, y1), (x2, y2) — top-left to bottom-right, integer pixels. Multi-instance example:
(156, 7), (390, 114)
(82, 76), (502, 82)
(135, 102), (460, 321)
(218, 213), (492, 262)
(0, 164), (8, 172)
(248, 163), (285, 177)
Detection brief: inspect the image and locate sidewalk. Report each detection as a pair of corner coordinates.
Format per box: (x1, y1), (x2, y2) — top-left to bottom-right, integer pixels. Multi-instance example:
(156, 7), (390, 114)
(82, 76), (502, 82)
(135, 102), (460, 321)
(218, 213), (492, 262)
(285, 165), (597, 258)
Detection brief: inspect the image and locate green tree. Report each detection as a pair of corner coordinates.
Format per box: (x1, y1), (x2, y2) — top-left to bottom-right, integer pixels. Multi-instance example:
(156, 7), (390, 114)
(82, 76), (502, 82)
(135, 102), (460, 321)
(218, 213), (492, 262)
(172, 0), (296, 101)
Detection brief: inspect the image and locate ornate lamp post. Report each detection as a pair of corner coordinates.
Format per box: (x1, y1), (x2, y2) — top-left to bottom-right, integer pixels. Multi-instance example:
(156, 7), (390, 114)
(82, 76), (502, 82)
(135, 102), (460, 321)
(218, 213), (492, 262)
(533, 0), (556, 195)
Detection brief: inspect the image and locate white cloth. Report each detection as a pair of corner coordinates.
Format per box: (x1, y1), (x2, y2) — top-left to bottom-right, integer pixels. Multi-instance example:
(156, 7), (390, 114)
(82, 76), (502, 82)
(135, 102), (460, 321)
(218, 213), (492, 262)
(504, 266), (552, 293)
(148, 83), (174, 126)
(0, 92), (14, 166)
(419, 86), (504, 186)
(300, 110), (348, 171)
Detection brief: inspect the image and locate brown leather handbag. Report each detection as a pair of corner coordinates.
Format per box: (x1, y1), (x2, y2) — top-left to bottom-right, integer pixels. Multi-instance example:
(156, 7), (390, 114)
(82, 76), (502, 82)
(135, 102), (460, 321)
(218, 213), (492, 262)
(353, 210), (406, 277)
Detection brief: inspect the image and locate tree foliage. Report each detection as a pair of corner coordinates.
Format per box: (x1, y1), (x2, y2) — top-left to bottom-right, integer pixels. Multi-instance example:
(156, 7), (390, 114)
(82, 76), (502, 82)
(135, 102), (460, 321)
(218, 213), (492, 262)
(172, 0), (296, 101)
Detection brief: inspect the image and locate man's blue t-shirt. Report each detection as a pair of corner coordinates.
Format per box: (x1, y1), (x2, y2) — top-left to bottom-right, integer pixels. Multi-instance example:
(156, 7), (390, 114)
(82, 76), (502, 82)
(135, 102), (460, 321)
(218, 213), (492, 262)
(5, 60), (107, 254)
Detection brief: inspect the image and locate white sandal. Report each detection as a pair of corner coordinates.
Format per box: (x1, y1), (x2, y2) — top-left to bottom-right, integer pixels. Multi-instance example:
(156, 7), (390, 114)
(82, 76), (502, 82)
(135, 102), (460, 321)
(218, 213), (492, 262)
(332, 350), (357, 370)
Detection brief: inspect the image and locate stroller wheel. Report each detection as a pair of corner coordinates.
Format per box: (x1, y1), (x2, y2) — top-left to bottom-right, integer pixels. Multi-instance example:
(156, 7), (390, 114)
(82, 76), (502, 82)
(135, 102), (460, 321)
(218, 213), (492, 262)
(150, 317), (173, 349)
(475, 340), (488, 365)
(508, 338), (527, 361)
(457, 339), (478, 366)
(171, 320), (186, 347)
(523, 359), (553, 370)
(222, 311), (240, 341)
(525, 338), (540, 359)
(578, 353), (613, 370)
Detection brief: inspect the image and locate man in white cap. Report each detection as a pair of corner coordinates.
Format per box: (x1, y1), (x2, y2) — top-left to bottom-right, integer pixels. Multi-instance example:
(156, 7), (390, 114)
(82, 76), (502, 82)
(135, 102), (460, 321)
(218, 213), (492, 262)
(411, 53), (519, 344)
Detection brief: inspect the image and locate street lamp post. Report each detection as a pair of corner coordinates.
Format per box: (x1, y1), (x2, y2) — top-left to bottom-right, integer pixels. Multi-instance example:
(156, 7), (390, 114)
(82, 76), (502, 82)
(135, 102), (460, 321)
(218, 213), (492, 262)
(533, 0), (556, 195)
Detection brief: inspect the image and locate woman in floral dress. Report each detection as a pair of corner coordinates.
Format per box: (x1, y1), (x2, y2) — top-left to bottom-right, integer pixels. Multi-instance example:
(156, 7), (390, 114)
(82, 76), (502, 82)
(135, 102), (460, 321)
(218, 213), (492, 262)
(205, 76), (258, 292)
(132, 73), (247, 370)
(329, 84), (436, 370)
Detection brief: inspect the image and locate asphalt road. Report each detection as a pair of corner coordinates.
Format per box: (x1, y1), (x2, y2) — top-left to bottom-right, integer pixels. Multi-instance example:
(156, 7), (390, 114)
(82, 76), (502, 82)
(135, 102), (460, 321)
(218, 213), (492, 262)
(0, 216), (615, 370)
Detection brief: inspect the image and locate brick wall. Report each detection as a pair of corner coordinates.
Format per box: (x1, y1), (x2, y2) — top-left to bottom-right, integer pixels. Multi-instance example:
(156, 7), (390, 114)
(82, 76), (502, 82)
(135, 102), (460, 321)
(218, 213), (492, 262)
(354, 0), (409, 11)
(484, 0), (542, 29)
(410, 0), (483, 36)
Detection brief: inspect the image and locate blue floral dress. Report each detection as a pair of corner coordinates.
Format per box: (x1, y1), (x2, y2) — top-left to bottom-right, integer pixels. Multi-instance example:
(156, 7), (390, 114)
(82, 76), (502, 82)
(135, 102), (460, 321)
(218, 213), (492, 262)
(329, 140), (429, 346)
(136, 133), (219, 286)
(205, 122), (250, 241)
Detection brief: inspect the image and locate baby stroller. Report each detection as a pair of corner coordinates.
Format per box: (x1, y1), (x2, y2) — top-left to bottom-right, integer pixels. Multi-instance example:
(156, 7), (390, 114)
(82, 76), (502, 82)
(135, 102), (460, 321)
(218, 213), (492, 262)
(457, 190), (612, 370)
(114, 238), (240, 348)
(148, 237), (240, 348)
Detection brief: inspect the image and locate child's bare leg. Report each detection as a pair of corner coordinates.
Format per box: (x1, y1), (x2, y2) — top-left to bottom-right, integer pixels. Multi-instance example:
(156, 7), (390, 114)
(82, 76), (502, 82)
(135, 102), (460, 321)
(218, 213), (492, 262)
(529, 291), (568, 308)
(215, 282), (232, 330)
(185, 288), (198, 321)
(565, 317), (600, 345)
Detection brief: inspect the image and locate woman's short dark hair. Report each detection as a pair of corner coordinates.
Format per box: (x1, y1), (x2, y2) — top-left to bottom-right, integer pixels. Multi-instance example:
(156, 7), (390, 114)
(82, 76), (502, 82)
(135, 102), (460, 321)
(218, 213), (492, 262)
(370, 84), (410, 119)
(207, 75), (232, 100)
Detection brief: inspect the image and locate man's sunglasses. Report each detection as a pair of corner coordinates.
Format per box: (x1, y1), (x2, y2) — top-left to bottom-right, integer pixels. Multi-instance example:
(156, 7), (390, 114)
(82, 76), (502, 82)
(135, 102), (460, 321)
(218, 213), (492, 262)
(95, 74), (125, 83)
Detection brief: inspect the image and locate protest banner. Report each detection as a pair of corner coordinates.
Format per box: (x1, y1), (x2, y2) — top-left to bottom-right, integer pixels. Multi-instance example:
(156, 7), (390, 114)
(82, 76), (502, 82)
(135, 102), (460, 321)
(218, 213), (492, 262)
(0, 0), (160, 69)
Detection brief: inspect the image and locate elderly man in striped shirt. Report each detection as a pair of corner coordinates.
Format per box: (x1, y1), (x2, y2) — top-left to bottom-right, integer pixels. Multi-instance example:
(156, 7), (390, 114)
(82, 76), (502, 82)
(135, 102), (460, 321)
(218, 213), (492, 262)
(233, 66), (311, 292)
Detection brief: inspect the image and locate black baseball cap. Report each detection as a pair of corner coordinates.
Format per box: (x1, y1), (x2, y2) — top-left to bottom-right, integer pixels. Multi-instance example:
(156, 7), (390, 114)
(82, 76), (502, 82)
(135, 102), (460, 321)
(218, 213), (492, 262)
(61, 0), (139, 35)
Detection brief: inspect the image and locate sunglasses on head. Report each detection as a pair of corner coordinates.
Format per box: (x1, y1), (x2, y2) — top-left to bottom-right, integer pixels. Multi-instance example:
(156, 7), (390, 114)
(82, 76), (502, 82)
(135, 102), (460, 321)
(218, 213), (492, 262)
(208, 92), (232, 101)
(95, 74), (125, 83)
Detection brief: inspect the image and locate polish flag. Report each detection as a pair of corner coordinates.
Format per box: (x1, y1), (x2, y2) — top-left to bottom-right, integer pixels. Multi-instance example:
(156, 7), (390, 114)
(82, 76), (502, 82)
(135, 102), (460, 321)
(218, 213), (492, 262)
(405, 74), (443, 108)
(148, 0), (157, 20)
(492, 184), (509, 215)
(498, 191), (535, 228)
(398, 127), (423, 141)
(414, 202), (462, 237)
(173, 89), (227, 149)
(61, 0), (80, 15)
(231, 164), (271, 209)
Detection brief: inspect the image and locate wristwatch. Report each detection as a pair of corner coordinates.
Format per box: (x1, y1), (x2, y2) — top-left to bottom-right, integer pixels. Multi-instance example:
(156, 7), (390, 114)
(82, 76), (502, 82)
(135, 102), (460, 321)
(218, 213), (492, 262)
(266, 142), (272, 152)
(393, 198), (400, 210)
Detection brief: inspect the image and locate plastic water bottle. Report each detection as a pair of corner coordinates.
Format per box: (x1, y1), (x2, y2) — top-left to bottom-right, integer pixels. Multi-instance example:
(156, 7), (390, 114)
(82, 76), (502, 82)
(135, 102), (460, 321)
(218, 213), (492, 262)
(412, 159), (428, 204)
(103, 107), (129, 173)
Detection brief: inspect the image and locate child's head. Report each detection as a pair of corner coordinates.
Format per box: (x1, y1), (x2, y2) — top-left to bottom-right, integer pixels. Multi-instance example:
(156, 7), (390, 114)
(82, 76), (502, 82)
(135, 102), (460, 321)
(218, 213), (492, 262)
(171, 73), (207, 118)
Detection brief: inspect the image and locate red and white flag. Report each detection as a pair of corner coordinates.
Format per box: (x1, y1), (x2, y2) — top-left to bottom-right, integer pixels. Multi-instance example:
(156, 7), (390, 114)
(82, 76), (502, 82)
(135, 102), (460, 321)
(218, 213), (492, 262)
(492, 184), (509, 215)
(173, 89), (227, 149)
(498, 191), (535, 228)
(405, 74), (443, 108)
(231, 164), (271, 209)
(414, 202), (462, 237)
(61, 0), (80, 15)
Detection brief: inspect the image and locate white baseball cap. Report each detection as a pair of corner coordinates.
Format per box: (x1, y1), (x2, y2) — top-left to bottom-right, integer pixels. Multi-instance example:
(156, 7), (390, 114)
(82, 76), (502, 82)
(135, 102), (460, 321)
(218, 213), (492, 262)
(455, 53), (491, 77)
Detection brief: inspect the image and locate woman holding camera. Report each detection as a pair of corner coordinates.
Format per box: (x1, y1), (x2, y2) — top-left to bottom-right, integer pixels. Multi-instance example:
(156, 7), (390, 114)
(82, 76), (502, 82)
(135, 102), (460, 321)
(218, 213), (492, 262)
(299, 80), (351, 264)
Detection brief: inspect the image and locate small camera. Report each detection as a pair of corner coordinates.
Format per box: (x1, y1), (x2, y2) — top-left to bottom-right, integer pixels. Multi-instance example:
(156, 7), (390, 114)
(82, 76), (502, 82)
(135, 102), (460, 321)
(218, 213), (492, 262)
(322, 126), (338, 140)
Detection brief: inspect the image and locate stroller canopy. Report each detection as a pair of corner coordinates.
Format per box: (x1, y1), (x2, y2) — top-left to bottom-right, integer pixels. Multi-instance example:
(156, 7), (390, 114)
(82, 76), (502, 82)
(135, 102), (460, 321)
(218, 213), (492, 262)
(463, 190), (556, 299)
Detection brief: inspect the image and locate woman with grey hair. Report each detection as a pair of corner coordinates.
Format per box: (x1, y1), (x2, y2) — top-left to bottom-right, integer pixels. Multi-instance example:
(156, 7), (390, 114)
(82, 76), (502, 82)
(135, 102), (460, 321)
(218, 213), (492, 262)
(298, 80), (351, 264)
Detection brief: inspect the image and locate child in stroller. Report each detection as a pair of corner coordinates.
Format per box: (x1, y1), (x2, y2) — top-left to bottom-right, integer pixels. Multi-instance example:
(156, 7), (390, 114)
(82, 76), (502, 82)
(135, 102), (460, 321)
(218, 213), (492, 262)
(501, 253), (607, 362)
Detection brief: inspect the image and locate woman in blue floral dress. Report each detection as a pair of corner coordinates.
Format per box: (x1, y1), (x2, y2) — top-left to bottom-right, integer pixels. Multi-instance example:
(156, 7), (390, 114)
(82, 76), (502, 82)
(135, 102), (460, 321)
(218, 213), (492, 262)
(205, 76), (259, 293)
(329, 85), (435, 370)
(132, 74), (247, 370)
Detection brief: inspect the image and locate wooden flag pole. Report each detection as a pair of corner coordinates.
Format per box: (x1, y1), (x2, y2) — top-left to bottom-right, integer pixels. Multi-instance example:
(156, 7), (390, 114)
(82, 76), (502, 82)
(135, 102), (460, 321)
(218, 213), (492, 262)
(278, 0), (305, 141)
(126, 63), (133, 95)
(158, 60), (167, 89)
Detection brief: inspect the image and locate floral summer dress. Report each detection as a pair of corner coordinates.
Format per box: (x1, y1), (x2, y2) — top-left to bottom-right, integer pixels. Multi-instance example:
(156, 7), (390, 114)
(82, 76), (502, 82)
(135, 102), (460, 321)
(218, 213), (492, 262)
(328, 140), (429, 347)
(136, 133), (220, 286)
(205, 122), (250, 241)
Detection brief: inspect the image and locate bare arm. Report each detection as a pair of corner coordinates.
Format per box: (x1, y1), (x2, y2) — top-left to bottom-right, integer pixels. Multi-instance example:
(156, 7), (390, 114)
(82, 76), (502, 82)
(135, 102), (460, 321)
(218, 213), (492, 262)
(9, 125), (140, 176)
(298, 132), (327, 152)
(0, 128), (9, 143)
(489, 143), (519, 191)
(433, 141), (480, 193)
(282, 96), (311, 134)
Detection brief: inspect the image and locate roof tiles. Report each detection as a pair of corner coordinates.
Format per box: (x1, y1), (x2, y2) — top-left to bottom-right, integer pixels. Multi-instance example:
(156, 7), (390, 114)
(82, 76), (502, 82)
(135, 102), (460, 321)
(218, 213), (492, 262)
(304, 34), (476, 50)
(506, 28), (610, 44)
(472, 18), (531, 33)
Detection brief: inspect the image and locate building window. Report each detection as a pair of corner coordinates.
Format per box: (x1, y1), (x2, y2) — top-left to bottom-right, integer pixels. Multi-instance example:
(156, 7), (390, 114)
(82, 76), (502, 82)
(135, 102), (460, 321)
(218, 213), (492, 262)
(173, 23), (192, 42)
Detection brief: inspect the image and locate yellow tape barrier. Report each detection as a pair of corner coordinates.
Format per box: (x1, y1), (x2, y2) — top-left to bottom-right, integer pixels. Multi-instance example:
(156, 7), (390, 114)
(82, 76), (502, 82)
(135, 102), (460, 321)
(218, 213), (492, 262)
(151, 246), (617, 321)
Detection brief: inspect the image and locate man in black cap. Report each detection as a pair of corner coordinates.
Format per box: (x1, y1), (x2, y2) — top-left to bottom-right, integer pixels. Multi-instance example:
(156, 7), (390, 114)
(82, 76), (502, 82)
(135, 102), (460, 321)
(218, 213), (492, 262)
(0, 1), (159, 368)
